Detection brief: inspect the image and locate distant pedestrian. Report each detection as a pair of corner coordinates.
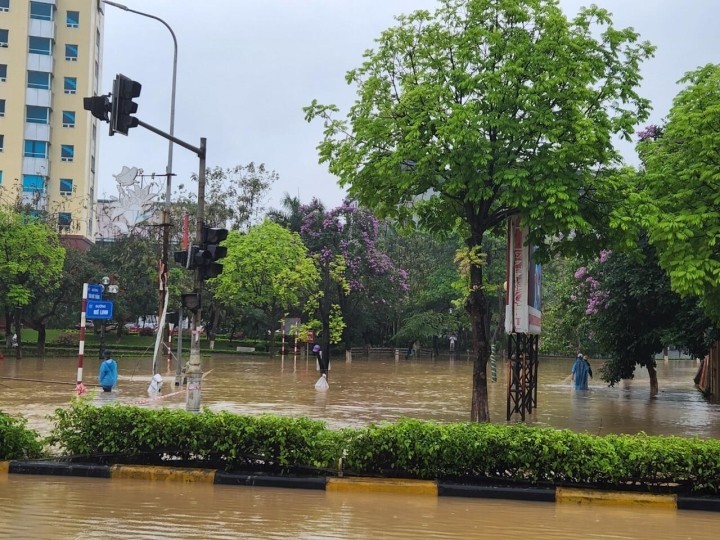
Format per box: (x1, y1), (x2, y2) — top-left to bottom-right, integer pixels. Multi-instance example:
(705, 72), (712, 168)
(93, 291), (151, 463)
(11, 333), (18, 348)
(571, 352), (590, 390)
(449, 335), (456, 352)
(98, 349), (118, 392)
(405, 341), (414, 359)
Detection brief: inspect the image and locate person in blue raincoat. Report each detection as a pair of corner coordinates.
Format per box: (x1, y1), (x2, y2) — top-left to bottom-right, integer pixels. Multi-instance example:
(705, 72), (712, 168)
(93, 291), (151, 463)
(571, 353), (591, 390)
(98, 350), (118, 392)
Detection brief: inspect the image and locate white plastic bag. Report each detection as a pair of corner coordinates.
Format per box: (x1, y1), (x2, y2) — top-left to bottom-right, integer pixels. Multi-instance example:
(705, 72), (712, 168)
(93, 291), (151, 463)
(315, 373), (329, 391)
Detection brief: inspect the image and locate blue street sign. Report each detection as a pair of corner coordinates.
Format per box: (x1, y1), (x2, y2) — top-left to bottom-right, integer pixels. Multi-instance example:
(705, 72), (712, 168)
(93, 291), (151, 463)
(87, 284), (104, 301)
(86, 300), (113, 320)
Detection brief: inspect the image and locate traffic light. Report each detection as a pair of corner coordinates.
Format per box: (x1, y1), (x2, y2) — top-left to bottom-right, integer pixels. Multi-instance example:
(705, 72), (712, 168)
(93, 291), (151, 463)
(83, 94), (111, 122)
(196, 226), (228, 280)
(111, 74), (141, 136)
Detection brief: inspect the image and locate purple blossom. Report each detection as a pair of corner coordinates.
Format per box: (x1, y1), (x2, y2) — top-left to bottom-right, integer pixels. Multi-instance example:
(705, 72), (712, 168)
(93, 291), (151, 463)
(574, 267), (587, 279)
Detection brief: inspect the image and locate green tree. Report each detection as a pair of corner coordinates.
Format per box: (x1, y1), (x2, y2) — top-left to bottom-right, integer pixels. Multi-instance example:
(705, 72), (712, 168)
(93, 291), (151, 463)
(0, 210), (65, 356)
(305, 0), (653, 420)
(637, 64), (720, 322)
(214, 220), (319, 355)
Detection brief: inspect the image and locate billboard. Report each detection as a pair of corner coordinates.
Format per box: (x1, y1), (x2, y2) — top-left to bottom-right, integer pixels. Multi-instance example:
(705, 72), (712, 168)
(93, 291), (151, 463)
(504, 216), (542, 335)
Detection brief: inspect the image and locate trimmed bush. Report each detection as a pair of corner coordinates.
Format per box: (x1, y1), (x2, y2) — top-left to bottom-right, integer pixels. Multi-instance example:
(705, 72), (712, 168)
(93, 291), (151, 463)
(0, 411), (44, 460)
(45, 402), (720, 494)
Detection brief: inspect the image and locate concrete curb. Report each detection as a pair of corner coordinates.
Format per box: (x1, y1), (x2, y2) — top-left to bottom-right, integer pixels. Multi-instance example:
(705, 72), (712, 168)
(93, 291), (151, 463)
(2, 460), (719, 511)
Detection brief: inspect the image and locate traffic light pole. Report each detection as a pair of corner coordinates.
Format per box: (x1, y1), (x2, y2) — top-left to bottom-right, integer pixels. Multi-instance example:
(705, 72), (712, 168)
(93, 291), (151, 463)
(186, 137), (207, 412)
(133, 117), (207, 412)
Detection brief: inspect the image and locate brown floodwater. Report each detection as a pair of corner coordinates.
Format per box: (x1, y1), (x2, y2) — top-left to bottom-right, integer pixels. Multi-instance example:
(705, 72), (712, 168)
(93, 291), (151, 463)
(1, 353), (719, 537)
(1, 474), (720, 539)
(0, 352), (718, 438)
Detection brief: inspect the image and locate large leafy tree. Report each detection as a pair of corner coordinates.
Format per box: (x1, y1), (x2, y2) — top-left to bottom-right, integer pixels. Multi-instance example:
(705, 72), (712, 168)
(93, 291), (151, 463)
(305, 0), (653, 421)
(637, 64), (720, 323)
(214, 220), (319, 355)
(0, 210), (65, 356)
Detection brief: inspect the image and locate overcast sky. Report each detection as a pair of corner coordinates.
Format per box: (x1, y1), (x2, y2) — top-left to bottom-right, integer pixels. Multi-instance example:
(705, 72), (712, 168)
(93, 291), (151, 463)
(98, 0), (720, 211)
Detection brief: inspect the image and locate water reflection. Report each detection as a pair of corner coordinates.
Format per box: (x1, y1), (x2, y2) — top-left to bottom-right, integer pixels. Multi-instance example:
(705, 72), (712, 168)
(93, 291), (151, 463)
(1, 353), (719, 439)
(1, 475), (720, 539)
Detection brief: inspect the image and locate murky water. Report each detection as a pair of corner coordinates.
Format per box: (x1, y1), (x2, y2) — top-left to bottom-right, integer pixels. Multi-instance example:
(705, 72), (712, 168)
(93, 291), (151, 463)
(1, 352), (718, 438)
(1, 475), (720, 539)
(2, 353), (719, 537)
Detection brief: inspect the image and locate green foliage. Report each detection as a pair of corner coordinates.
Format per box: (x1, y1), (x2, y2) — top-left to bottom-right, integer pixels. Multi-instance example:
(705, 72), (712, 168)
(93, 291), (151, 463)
(637, 64), (720, 322)
(0, 210), (65, 308)
(0, 411), (45, 460)
(44, 403), (720, 494)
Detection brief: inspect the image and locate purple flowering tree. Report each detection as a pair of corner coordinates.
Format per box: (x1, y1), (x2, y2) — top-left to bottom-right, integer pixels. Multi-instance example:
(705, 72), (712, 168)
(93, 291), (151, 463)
(300, 200), (409, 354)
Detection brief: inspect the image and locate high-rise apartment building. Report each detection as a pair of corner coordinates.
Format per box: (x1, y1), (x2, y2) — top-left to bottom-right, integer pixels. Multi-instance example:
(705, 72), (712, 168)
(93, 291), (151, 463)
(0, 0), (104, 249)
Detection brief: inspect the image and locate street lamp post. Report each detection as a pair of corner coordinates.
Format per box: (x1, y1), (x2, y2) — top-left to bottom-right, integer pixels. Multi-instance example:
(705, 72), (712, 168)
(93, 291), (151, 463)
(102, 1), (178, 375)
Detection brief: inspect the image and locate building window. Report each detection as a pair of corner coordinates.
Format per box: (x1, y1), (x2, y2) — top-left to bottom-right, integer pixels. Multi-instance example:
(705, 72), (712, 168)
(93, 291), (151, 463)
(64, 77), (77, 94)
(26, 105), (49, 124)
(0, 99), (4, 117)
(67, 10), (79, 28)
(65, 44), (78, 62)
(61, 144), (74, 162)
(0, 64), (7, 82)
(27, 70), (51, 89)
(22, 174), (45, 193)
(0, 0), (8, 13)
(24, 140), (48, 158)
(0, 29), (8, 48)
(0, 170), (3, 185)
(58, 212), (72, 231)
(0, 134), (3, 152)
(29, 36), (52, 55)
(62, 111), (75, 128)
(30, 1), (53, 21)
(60, 178), (73, 195)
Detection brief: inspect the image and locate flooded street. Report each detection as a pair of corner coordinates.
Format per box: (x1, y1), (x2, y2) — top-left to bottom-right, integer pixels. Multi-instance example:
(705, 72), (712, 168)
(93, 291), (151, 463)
(2, 352), (719, 538)
(2, 474), (720, 539)
(1, 352), (718, 438)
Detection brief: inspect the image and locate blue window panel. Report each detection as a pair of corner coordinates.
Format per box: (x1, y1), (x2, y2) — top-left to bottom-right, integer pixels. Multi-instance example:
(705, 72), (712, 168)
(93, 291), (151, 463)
(26, 105), (49, 124)
(64, 77), (76, 94)
(0, 64), (7, 79)
(58, 212), (72, 229)
(67, 11), (79, 28)
(22, 174), (45, 193)
(0, 29), (8, 46)
(0, 1), (9, 11)
(29, 36), (52, 55)
(65, 44), (78, 61)
(60, 178), (73, 194)
(30, 1), (53, 21)
(0, 170), (3, 185)
(61, 144), (74, 161)
(24, 140), (48, 158)
(62, 111), (75, 127)
(28, 70), (51, 89)
(0, 99), (5, 116)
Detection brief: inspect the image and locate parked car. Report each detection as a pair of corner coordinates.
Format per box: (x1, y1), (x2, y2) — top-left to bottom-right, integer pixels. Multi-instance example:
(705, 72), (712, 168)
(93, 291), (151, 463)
(74, 320), (94, 330)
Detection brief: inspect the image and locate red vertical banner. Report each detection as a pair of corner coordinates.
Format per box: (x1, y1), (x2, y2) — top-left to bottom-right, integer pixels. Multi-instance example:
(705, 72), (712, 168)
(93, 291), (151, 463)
(182, 213), (190, 250)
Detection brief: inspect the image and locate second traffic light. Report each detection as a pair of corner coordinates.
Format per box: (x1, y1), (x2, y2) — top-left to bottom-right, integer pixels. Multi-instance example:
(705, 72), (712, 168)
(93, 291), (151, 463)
(196, 226), (228, 280)
(111, 74), (141, 136)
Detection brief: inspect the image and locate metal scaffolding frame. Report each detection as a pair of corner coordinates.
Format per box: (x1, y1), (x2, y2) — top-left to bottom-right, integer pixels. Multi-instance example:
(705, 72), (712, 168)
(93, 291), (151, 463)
(506, 333), (539, 421)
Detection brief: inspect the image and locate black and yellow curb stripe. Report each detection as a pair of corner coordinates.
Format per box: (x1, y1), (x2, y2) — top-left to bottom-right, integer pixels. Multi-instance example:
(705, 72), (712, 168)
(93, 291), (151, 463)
(2, 460), (719, 512)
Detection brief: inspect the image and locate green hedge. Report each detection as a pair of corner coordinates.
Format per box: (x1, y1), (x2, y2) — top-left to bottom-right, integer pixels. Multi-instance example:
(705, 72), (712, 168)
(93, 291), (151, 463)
(0, 411), (44, 460)
(0, 402), (716, 495)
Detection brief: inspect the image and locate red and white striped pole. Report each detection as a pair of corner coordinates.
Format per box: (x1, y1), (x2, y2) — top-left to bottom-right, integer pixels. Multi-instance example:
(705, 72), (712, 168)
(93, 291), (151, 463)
(75, 283), (88, 395)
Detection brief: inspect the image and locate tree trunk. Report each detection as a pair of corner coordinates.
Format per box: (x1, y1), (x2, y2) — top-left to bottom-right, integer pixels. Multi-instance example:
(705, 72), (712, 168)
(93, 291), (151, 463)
(36, 323), (46, 356)
(467, 231), (491, 422)
(647, 361), (659, 397)
(14, 306), (22, 360)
